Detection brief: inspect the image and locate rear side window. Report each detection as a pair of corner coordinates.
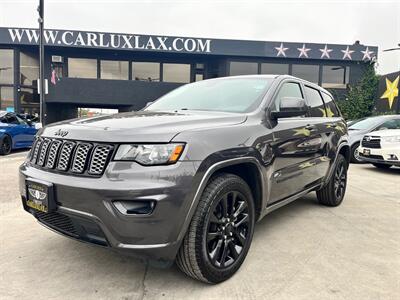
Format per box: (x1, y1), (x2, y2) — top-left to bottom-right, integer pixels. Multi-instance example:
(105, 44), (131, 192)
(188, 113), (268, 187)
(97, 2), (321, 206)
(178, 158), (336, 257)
(6, 114), (19, 124)
(272, 82), (303, 111)
(304, 86), (325, 117)
(321, 92), (340, 117)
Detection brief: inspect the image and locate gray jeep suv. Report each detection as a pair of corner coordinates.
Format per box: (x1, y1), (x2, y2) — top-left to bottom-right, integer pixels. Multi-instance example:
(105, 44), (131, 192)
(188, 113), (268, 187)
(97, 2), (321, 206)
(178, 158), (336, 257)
(19, 75), (350, 283)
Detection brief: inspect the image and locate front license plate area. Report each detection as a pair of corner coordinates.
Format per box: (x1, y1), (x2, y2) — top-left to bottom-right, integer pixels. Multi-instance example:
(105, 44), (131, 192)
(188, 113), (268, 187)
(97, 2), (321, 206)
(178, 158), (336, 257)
(363, 149), (371, 156)
(26, 179), (55, 213)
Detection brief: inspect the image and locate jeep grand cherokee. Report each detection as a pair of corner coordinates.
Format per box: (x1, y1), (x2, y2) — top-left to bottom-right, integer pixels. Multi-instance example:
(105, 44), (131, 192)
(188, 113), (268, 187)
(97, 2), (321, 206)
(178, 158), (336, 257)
(19, 75), (350, 283)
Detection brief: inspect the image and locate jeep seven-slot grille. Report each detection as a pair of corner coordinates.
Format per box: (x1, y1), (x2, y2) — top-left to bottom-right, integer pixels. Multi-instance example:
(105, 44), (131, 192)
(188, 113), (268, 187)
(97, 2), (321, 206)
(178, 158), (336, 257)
(30, 138), (113, 176)
(361, 136), (381, 149)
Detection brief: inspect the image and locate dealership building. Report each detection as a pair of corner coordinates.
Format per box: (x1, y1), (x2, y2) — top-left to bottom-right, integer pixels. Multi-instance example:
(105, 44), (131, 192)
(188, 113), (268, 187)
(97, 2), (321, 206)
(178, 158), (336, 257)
(0, 27), (378, 124)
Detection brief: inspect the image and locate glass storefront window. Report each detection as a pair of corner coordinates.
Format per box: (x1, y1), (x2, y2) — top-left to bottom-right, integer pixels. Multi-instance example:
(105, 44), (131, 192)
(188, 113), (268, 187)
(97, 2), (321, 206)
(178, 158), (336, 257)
(322, 66), (349, 89)
(162, 63), (191, 83)
(68, 58), (97, 79)
(20, 52), (39, 86)
(229, 61), (258, 76)
(132, 62), (160, 82)
(0, 86), (14, 111)
(100, 60), (128, 80)
(292, 64), (320, 84)
(261, 63), (289, 75)
(0, 49), (14, 85)
(20, 87), (40, 115)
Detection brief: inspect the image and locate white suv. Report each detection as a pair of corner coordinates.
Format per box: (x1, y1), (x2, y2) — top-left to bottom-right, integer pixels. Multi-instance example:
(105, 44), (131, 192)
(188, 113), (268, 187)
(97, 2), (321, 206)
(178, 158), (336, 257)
(358, 128), (400, 169)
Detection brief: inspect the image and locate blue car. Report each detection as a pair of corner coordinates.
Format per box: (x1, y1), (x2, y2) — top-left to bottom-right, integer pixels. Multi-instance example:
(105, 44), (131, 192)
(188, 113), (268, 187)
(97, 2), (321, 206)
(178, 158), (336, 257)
(0, 111), (38, 155)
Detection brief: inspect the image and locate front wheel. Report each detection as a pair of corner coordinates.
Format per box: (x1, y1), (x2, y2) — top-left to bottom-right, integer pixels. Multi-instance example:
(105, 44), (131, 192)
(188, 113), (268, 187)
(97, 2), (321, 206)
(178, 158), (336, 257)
(372, 163), (392, 169)
(176, 173), (255, 283)
(350, 143), (362, 163)
(0, 135), (12, 155)
(317, 154), (348, 207)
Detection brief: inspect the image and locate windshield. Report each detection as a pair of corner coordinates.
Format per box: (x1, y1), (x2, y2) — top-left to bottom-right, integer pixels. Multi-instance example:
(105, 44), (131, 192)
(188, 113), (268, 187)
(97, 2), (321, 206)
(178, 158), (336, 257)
(349, 117), (384, 130)
(145, 77), (273, 113)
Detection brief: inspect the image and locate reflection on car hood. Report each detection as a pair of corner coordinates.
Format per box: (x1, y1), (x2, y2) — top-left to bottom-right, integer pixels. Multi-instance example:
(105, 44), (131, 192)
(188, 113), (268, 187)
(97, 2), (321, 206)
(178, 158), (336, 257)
(41, 110), (247, 142)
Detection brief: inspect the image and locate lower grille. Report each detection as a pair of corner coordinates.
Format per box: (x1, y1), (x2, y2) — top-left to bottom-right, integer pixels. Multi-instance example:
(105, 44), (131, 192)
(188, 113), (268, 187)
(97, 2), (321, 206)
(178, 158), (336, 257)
(36, 211), (78, 236)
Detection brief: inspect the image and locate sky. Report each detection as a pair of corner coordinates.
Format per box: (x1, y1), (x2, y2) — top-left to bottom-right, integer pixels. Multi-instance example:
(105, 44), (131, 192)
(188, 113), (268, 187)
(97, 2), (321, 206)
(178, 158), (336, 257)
(0, 0), (399, 74)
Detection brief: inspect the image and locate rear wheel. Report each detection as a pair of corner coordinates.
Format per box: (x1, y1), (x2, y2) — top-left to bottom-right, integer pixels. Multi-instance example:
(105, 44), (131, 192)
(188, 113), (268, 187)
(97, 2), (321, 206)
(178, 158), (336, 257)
(176, 173), (255, 283)
(372, 163), (392, 169)
(317, 154), (348, 207)
(0, 135), (12, 155)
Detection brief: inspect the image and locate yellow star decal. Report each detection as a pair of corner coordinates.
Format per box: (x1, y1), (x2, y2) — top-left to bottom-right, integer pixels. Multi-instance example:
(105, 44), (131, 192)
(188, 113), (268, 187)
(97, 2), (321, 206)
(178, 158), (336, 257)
(299, 161), (315, 169)
(380, 76), (399, 109)
(293, 128), (311, 136)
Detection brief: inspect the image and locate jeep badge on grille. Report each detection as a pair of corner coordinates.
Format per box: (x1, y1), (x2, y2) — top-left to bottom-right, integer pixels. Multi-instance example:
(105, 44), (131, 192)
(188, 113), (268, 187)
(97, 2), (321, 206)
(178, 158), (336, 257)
(54, 129), (69, 137)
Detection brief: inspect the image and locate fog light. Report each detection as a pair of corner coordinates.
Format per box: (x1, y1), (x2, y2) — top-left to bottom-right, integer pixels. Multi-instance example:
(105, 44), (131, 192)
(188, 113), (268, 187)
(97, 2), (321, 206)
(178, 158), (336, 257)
(389, 154), (398, 160)
(113, 200), (155, 215)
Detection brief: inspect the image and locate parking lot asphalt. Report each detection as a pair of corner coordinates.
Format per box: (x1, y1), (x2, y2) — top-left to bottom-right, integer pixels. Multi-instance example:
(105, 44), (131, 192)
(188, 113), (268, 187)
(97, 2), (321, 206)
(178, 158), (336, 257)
(1, 152), (399, 300)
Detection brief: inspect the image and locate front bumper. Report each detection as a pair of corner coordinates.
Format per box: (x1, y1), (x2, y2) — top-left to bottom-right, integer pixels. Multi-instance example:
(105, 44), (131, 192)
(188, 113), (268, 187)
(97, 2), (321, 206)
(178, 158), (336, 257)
(357, 145), (400, 166)
(19, 159), (201, 263)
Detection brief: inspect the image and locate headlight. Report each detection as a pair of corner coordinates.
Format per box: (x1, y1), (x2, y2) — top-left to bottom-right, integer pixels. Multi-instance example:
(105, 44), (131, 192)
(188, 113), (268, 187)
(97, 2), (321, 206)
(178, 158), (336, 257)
(381, 136), (400, 143)
(114, 143), (185, 165)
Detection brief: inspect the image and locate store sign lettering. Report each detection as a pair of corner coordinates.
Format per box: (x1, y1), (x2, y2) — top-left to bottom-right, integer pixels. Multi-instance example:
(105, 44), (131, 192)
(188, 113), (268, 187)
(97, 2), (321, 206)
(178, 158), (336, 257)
(7, 28), (212, 53)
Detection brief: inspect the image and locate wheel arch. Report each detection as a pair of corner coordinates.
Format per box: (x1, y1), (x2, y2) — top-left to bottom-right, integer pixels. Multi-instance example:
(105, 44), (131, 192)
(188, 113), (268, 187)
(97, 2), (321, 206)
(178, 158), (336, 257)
(176, 157), (266, 243)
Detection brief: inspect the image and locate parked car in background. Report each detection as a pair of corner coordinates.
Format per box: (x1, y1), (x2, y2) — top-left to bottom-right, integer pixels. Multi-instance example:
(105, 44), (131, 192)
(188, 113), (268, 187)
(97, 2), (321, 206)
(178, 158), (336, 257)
(0, 111), (38, 155)
(358, 129), (400, 169)
(347, 115), (400, 163)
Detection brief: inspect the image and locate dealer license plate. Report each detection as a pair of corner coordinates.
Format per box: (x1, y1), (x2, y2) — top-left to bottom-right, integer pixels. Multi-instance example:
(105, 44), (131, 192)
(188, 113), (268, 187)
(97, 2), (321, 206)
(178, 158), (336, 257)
(25, 179), (55, 213)
(363, 149), (371, 156)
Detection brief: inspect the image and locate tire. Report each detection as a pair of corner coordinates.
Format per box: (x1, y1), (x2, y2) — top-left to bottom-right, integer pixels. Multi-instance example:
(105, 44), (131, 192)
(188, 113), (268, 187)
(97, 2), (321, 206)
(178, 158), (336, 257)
(317, 154), (348, 207)
(0, 135), (12, 155)
(372, 163), (392, 169)
(350, 143), (362, 163)
(176, 173), (255, 284)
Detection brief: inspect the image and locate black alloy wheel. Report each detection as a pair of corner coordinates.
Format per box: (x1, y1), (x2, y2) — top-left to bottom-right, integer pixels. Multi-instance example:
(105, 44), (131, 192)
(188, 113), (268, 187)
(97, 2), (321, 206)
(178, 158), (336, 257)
(206, 191), (250, 269)
(333, 159), (347, 201)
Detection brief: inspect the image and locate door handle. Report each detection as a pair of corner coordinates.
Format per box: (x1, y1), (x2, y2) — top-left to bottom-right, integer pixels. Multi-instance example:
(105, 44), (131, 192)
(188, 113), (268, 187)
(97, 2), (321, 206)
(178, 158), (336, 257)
(305, 124), (317, 131)
(327, 123), (337, 128)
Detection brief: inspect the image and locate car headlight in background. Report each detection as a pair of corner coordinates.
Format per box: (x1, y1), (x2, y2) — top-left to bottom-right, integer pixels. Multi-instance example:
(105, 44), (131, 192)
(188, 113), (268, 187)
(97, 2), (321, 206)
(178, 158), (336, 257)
(381, 136), (400, 143)
(114, 143), (185, 165)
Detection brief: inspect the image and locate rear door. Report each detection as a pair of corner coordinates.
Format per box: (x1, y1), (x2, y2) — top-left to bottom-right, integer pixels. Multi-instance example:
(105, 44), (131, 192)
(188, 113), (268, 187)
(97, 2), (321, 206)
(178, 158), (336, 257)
(269, 81), (324, 203)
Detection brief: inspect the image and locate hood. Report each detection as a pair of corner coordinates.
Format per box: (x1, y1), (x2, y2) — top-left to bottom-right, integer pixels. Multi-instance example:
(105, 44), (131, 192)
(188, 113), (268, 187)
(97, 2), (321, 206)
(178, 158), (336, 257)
(40, 110), (247, 142)
(365, 129), (400, 137)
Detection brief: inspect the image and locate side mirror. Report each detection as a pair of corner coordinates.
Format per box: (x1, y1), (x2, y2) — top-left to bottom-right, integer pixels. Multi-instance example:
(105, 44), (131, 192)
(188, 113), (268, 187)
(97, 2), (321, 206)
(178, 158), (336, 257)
(271, 97), (307, 119)
(26, 119), (33, 126)
(34, 122), (43, 130)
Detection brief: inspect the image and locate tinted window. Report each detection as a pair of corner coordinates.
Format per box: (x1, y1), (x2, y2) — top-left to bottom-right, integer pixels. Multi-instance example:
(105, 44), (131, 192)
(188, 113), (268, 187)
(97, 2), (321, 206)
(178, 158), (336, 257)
(20, 52), (39, 85)
(322, 66), (349, 89)
(132, 62), (160, 82)
(68, 58), (97, 79)
(273, 82), (303, 111)
(376, 119), (400, 130)
(304, 86), (325, 117)
(100, 60), (128, 80)
(292, 64), (319, 84)
(146, 78), (273, 113)
(321, 92), (340, 117)
(0, 49), (14, 84)
(260, 63), (289, 75)
(229, 62), (258, 76)
(162, 63), (190, 83)
(349, 118), (385, 130)
(6, 114), (19, 124)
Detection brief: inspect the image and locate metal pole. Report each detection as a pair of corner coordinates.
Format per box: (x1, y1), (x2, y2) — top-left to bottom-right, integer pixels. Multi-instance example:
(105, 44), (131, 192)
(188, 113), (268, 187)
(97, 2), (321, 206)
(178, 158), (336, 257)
(38, 0), (45, 125)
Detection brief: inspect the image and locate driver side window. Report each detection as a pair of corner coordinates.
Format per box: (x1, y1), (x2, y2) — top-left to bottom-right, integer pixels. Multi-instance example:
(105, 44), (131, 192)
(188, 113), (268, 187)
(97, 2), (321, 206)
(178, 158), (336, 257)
(273, 82), (303, 111)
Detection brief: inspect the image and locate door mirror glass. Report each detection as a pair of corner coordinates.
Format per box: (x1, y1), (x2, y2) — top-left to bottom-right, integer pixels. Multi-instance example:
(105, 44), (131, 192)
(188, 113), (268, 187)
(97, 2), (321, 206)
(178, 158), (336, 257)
(271, 97), (307, 119)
